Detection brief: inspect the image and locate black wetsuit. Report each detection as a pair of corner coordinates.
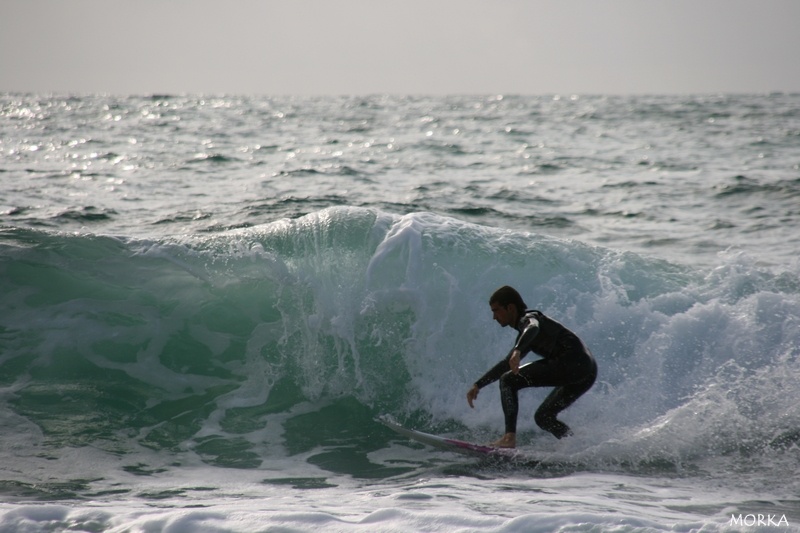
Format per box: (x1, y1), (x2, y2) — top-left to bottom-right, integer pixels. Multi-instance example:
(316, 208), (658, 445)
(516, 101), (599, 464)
(474, 310), (597, 439)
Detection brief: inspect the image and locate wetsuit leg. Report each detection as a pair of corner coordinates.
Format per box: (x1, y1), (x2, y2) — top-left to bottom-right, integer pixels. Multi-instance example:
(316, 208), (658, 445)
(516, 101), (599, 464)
(533, 374), (595, 439)
(498, 370), (534, 434)
(498, 356), (596, 438)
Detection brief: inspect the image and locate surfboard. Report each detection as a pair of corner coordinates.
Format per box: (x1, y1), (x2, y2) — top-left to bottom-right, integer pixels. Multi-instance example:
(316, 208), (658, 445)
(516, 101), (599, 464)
(378, 416), (523, 460)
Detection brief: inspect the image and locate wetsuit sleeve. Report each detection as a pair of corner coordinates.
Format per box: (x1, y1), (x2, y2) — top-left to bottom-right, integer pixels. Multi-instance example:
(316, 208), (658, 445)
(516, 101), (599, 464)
(473, 356), (511, 389)
(473, 314), (541, 390)
(513, 315), (541, 354)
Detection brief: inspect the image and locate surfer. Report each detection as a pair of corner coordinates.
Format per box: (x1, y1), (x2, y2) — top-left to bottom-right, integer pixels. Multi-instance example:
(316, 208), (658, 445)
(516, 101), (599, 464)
(466, 286), (597, 447)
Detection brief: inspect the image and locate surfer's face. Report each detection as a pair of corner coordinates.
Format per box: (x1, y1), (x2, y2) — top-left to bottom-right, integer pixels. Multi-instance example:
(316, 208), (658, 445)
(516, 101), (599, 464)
(490, 302), (516, 327)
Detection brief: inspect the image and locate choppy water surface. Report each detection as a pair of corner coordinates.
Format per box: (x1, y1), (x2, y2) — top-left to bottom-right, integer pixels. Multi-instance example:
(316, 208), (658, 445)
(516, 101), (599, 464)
(3, 94), (799, 267)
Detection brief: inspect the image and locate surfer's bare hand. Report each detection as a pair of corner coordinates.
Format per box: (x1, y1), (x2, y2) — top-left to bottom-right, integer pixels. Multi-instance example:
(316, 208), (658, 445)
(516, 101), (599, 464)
(509, 350), (521, 374)
(467, 385), (479, 408)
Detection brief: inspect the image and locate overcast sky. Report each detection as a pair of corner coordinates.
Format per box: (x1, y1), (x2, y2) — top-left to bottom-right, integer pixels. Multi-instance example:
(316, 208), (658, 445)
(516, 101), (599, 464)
(2, 0), (799, 95)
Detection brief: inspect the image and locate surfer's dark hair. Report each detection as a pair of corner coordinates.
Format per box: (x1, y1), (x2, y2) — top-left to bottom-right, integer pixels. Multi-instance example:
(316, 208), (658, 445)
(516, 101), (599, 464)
(489, 286), (527, 315)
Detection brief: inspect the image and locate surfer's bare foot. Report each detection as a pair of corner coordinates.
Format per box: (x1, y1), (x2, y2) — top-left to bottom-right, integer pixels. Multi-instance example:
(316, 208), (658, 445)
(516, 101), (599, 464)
(490, 433), (516, 448)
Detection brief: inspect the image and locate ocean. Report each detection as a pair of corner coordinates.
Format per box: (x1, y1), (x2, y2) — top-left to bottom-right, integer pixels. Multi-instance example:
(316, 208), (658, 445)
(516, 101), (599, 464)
(1, 93), (799, 532)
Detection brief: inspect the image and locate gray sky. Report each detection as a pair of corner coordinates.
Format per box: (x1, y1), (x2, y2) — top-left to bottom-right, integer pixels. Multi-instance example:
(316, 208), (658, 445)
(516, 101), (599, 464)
(2, 0), (799, 95)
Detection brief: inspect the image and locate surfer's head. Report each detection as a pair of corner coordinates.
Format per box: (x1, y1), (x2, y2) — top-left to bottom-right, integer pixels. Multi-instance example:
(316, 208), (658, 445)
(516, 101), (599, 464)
(489, 286), (526, 327)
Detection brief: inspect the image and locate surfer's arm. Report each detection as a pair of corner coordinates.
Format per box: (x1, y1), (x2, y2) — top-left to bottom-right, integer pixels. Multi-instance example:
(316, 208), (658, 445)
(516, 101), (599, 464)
(469, 349), (520, 406)
(470, 315), (540, 399)
(473, 357), (511, 390)
(513, 315), (540, 354)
